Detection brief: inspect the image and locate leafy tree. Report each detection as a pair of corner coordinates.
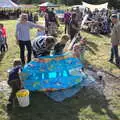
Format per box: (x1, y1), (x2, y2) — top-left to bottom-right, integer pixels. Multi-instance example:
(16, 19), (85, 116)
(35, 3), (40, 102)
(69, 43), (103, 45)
(12, 0), (120, 9)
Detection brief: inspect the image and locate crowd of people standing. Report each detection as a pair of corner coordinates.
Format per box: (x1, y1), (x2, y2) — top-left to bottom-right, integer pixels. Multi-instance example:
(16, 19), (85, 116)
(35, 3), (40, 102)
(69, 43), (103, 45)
(63, 7), (112, 36)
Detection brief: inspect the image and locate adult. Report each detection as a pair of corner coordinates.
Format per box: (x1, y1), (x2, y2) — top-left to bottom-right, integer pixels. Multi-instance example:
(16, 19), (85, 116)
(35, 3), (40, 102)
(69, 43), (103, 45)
(64, 9), (71, 34)
(75, 7), (83, 26)
(109, 14), (120, 67)
(69, 13), (80, 40)
(44, 9), (49, 34)
(33, 13), (39, 23)
(32, 36), (55, 57)
(28, 12), (33, 22)
(47, 8), (59, 36)
(15, 13), (45, 65)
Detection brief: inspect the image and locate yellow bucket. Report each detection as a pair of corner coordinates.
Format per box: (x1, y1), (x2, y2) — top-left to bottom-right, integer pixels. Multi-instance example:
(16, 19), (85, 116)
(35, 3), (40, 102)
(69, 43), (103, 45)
(16, 89), (30, 107)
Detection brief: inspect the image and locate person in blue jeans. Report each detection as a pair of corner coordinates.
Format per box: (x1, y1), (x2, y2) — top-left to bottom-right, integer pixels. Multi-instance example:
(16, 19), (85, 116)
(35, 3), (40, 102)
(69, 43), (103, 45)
(109, 14), (120, 67)
(15, 13), (45, 65)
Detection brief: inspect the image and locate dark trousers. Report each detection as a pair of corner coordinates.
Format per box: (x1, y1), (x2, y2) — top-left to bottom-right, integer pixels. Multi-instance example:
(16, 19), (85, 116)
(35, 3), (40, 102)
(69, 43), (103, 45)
(33, 50), (50, 58)
(1, 44), (5, 52)
(110, 45), (119, 64)
(65, 22), (69, 34)
(8, 79), (21, 103)
(0, 38), (5, 52)
(19, 40), (32, 65)
(4, 37), (8, 50)
(70, 32), (76, 41)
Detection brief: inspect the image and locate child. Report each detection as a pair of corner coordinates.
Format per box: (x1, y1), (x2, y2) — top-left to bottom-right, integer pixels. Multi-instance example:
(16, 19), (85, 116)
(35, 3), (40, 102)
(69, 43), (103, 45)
(73, 37), (87, 63)
(36, 28), (45, 37)
(7, 59), (22, 109)
(0, 24), (8, 51)
(54, 34), (69, 55)
(73, 43), (81, 58)
(0, 29), (5, 53)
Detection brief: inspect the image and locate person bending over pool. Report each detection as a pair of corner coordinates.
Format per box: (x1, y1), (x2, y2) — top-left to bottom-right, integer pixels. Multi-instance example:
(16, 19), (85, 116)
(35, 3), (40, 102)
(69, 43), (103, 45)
(32, 36), (56, 57)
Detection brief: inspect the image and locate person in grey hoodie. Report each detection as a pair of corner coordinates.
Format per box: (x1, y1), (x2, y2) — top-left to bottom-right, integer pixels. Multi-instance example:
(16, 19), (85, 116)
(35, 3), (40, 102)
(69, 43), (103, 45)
(109, 14), (120, 67)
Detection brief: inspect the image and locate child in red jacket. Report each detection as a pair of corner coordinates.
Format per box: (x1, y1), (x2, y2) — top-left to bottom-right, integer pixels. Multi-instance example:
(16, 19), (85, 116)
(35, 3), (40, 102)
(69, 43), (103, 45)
(0, 23), (8, 51)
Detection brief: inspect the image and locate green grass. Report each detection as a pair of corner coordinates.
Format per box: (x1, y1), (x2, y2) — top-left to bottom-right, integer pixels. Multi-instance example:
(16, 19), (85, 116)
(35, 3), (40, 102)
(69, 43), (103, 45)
(81, 32), (120, 76)
(0, 20), (36, 80)
(0, 19), (120, 120)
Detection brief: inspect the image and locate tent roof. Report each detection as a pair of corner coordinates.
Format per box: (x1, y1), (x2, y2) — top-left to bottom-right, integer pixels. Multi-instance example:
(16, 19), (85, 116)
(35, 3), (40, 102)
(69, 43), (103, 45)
(0, 0), (18, 8)
(38, 2), (59, 7)
(71, 5), (86, 10)
(19, 4), (36, 8)
(82, 2), (108, 11)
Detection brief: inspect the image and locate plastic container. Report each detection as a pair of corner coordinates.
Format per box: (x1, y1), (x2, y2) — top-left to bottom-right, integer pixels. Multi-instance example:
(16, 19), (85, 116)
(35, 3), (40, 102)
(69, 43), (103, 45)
(16, 89), (30, 107)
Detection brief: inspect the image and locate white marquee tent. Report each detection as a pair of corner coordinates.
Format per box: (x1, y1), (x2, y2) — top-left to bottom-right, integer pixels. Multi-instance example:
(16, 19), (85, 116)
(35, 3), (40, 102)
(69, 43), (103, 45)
(38, 2), (59, 7)
(82, 2), (108, 11)
(0, 0), (18, 8)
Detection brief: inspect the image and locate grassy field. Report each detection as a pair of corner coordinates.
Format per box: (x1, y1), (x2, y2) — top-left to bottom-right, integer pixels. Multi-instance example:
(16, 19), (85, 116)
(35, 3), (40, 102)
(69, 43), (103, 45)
(82, 32), (120, 76)
(0, 19), (120, 120)
(0, 20), (36, 80)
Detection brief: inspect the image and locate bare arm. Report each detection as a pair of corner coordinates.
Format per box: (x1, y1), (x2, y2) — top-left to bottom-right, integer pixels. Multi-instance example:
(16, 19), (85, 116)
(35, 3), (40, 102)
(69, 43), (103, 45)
(35, 24), (45, 31)
(29, 21), (45, 31)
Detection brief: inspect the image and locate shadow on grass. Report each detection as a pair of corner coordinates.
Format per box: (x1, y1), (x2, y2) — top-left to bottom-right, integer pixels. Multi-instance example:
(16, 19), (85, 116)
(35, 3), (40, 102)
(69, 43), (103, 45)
(7, 87), (119, 120)
(86, 41), (99, 55)
(102, 33), (111, 38)
(0, 52), (5, 62)
(82, 29), (103, 38)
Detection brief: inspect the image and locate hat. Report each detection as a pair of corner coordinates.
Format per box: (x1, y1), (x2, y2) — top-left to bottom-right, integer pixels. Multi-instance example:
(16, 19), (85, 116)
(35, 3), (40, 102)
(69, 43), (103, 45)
(111, 14), (117, 18)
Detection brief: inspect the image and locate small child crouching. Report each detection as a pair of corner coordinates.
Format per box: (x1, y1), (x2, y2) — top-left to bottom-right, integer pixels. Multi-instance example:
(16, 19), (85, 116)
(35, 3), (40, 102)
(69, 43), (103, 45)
(7, 59), (22, 109)
(54, 34), (70, 55)
(73, 37), (87, 63)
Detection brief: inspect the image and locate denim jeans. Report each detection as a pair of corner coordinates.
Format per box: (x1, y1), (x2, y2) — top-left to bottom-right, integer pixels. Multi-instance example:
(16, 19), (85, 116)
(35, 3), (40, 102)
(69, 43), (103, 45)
(65, 22), (69, 34)
(19, 40), (32, 65)
(110, 45), (119, 64)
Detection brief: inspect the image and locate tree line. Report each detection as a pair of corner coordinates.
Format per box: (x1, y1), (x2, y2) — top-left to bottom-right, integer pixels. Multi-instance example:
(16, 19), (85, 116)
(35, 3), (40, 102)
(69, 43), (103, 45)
(12, 0), (120, 9)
